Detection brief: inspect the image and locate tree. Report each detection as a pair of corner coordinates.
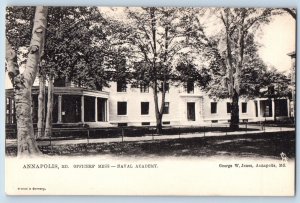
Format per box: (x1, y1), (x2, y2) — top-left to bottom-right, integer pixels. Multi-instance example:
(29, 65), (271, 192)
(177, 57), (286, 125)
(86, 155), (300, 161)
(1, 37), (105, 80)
(39, 7), (129, 136)
(277, 8), (296, 122)
(6, 7), (131, 139)
(6, 7), (46, 138)
(220, 9), (275, 129)
(125, 7), (201, 133)
(37, 71), (46, 137)
(190, 8), (275, 129)
(42, 7), (129, 89)
(5, 6), (48, 156)
(40, 7), (110, 137)
(175, 59), (211, 89)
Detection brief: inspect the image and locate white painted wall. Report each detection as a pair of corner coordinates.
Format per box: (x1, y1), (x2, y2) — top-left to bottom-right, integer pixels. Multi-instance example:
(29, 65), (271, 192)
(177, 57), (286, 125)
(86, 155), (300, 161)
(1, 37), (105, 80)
(106, 82), (270, 126)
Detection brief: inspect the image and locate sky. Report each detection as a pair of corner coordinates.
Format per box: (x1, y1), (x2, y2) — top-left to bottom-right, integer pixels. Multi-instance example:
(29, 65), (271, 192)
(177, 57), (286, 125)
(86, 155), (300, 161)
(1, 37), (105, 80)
(257, 13), (296, 73)
(5, 9), (296, 89)
(100, 7), (296, 74)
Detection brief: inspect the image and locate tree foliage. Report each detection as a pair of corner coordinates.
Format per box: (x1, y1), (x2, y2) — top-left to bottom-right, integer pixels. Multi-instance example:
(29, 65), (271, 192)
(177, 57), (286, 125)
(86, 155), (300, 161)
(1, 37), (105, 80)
(187, 8), (278, 129)
(123, 7), (208, 133)
(6, 7), (129, 89)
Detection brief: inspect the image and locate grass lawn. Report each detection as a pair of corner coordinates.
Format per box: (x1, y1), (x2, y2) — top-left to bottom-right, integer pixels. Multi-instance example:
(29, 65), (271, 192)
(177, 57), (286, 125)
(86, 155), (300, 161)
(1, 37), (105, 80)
(6, 131), (295, 159)
(6, 125), (260, 140)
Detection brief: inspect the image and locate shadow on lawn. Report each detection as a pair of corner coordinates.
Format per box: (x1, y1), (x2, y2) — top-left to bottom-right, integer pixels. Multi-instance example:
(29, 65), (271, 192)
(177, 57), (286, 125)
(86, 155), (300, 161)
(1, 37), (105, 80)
(6, 131), (295, 159)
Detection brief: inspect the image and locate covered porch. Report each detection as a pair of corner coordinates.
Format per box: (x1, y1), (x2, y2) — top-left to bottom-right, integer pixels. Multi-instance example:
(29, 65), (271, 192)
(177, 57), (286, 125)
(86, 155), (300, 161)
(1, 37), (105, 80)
(4, 86), (110, 127)
(254, 98), (290, 121)
(52, 87), (110, 127)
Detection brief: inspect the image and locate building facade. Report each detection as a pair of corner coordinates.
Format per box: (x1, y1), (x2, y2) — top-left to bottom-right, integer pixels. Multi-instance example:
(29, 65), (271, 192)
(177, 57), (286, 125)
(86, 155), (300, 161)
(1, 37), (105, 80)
(107, 81), (290, 127)
(6, 80), (291, 128)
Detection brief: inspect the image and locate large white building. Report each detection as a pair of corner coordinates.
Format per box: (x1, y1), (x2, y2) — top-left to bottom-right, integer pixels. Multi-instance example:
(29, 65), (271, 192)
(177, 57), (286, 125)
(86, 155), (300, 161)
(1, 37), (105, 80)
(107, 81), (290, 127)
(5, 79), (291, 128)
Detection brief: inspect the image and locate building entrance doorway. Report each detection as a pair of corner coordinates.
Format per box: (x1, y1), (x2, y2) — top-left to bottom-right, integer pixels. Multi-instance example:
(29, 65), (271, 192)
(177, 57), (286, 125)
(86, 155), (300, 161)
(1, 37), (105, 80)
(187, 102), (196, 121)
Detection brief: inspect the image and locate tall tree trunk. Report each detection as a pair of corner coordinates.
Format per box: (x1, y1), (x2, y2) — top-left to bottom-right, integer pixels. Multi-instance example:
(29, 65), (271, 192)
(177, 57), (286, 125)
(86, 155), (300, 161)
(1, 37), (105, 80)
(37, 74), (46, 138)
(153, 80), (167, 135)
(45, 76), (53, 137)
(231, 24), (245, 130)
(154, 24), (170, 135)
(14, 7), (48, 156)
(153, 77), (168, 135)
(154, 97), (165, 134)
(153, 81), (163, 134)
(223, 18), (238, 130)
(230, 89), (239, 130)
(227, 10), (245, 130)
(150, 8), (163, 134)
(15, 87), (40, 155)
(156, 116), (163, 134)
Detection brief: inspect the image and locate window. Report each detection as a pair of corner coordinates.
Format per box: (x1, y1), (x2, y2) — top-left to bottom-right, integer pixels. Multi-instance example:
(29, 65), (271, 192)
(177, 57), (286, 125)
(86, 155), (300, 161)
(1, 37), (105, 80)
(6, 98), (11, 124)
(211, 102), (217, 114)
(227, 102), (231, 113)
(117, 102), (127, 115)
(159, 82), (169, 93)
(142, 122), (150, 126)
(163, 102), (169, 114)
(242, 102), (247, 113)
(6, 98), (10, 114)
(117, 81), (127, 92)
(163, 121), (170, 125)
(275, 99), (288, 117)
(140, 83), (149, 93)
(185, 81), (194, 94)
(141, 102), (149, 115)
(165, 83), (169, 92)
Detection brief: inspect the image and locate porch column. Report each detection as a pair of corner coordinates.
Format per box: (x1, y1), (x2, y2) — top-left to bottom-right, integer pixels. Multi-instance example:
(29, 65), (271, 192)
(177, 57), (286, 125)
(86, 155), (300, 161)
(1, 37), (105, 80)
(287, 98), (291, 117)
(106, 99), (109, 122)
(95, 97), (98, 122)
(292, 88), (295, 121)
(81, 95), (84, 122)
(8, 98), (12, 124)
(58, 95), (62, 123)
(257, 100), (261, 118)
(271, 98), (275, 119)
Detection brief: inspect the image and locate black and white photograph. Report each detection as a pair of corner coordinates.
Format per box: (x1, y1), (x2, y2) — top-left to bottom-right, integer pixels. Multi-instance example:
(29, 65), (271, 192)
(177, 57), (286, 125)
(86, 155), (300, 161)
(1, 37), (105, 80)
(4, 6), (296, 196)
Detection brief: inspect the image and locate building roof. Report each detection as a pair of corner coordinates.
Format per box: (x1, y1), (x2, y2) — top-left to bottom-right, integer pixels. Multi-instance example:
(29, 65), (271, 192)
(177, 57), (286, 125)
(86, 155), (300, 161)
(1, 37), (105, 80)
(5, 86), (109, 98)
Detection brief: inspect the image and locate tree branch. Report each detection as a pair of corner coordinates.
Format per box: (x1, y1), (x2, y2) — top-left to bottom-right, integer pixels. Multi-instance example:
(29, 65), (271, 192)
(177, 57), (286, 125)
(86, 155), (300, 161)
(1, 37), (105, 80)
(5, 38), (20, 85)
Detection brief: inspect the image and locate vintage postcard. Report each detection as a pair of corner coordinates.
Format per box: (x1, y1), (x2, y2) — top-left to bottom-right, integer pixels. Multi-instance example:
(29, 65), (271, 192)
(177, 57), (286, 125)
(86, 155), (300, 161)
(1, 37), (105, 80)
(5, 6), (296, 196)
